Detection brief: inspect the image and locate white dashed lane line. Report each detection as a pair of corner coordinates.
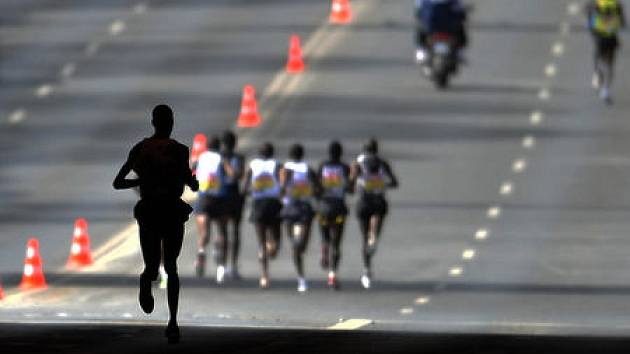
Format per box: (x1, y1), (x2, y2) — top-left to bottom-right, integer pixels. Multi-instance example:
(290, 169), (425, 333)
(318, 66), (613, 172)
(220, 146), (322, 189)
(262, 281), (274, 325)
(512, 158), (527, 173)
(415, 297), (430, 305)
(552, 42), (565, 57)
(400, 308), (414, 315)
(538, 87), (551, 101)
(133, 3), (148, 15)
(486, 206), (501, 219)
(567, 2), (581, 16)
(449, 267), (464, 277)
(34, 84), (53, 98)
(530, 110), (544, 126)
(60, 63), (76, 78)
(522, 135), (536, 149)
(109, 20), (126, 36)
(85, 42), (100, 57)
(461, 249), (476, 261)
(8, 109), (27, 124)
(545, 63), (557, 78)
(475, 228), (489, 241)
(500, 181), (514, 196)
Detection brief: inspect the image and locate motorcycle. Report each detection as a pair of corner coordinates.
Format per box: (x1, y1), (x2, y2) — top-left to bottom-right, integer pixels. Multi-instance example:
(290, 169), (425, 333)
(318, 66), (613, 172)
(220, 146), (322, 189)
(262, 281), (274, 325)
(417, 32), (459, 89)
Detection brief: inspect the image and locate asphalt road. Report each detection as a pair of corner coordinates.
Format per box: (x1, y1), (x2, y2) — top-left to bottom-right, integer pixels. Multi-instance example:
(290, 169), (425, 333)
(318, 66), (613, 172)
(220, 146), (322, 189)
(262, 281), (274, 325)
(3, 0), (630, 352)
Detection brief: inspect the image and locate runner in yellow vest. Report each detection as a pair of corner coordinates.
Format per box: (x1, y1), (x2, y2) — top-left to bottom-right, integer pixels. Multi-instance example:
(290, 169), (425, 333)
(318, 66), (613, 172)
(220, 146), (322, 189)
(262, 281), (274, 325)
(585, 0), (626, 103)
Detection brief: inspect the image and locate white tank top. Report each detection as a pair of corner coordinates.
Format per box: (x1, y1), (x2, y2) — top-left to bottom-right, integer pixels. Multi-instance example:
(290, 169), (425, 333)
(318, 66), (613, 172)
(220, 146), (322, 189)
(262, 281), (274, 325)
(250, 158), (280, 199)
(321, 164), (346, 199)
(283, 161), (313, 203)
(196, 151), (223, 196)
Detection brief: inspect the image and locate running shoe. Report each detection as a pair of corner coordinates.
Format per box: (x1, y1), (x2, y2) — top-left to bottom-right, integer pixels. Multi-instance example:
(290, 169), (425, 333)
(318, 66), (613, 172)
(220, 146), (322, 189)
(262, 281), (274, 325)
(194, 252), (206, 278)
(328, 271), (339, 290)
(592, 72), (601, 90)
(259, 276), (269, 289)
(216, 265), (226, 284)
(139, 276), (154, 314)
(297, 277), (308, 293)
(165, 323), (180, 344)
(360, 273), (371, 290)
(159, 267), (168, 289)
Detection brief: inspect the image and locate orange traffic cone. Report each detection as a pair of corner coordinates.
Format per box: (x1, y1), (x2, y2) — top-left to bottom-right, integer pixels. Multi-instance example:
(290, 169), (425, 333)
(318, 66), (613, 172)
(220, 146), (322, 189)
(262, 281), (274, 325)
(330, 0), (352, 24)
(19, 238), (47, 290)
(286, 35), (306, 74)
(66, 218), (93, 269)
(237, 85), (261, 128)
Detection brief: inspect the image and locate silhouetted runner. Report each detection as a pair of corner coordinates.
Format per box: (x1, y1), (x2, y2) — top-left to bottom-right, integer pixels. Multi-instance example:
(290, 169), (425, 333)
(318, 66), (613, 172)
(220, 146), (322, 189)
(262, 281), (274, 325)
(113, 104), (199, 343)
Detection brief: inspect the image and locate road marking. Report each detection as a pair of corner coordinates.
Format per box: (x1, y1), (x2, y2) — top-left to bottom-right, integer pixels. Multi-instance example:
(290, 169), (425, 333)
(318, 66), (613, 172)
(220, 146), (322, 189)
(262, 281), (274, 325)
(400, 307), (414, 315)
(462, 249), (476, 260)
(530, 110), (544, 126)
(60, 63), (76, 78)
(449, 267), (463, 277)
(500, 181), (514, 196)
(538, 88), (551, 101)
(8, 109), (27, 124)
(487, 206), (501, 219)
(122, 313), (133, 318)
(328, 319), (373, 330)
(415, 296), (430, 305)
(552, 42), (565, 57)
(512, 158), (527, 173)
(522, 135), (536, 149)
(109, 20), (126, 36)
(133, 3), (148, 14)
(567, 2), (581, 16)
(35, 84), (53, 98)
(56, 312), (68, 318)
(85, 42), (100, 57)
(475, 228), (489, 241)
(544, 64), (557, 78)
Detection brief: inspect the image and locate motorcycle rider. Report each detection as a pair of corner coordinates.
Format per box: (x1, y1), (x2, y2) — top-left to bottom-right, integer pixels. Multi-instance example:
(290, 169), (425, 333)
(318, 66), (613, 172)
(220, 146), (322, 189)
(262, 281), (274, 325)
(585, 0), (626, 103)
(415, 0), (468, 63)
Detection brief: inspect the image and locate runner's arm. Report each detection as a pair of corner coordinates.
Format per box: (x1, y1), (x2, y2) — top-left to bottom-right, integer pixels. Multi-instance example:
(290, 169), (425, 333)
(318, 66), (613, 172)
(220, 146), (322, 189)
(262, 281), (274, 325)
(113, 145), (141, 190)
(182, 146), (199, 192)
(382, 161), (399, 189)
(241, 168), (252, 195)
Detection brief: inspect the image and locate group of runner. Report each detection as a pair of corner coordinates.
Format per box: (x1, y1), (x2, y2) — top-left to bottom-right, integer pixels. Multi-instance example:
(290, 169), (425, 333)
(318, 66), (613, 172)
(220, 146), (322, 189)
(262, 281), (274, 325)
(191, 131), (399, 292)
